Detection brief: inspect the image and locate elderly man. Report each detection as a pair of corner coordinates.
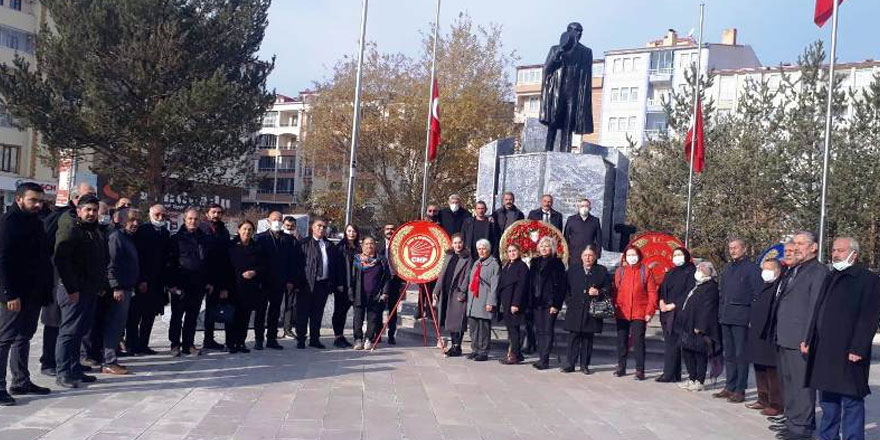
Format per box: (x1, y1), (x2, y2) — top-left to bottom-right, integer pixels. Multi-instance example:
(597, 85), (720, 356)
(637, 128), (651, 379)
(101, 208), (140, 374)
(563, 198), (602, 265)
(169, 209), (209, 357)
(491, 191), (525, 233)
(765, 232), (829, 440)
(256, 211), (299, 350)
(128, 204), (171, 355)
(715, 238), (763, 403)
(746, 256), (786, 416)
(527, 194), (563, 231)
(438, 194), (470, 236)
(805, 237), (880, 440)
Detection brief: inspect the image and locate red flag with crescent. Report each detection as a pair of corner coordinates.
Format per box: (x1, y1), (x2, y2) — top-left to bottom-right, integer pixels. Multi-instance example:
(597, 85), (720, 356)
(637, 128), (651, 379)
(814, 0), (844, 27)
(428, 78), (440, 161)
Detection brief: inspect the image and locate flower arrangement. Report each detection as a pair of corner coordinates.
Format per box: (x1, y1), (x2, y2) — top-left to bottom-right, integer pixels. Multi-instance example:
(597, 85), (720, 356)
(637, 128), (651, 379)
(499, 220), (569, 267)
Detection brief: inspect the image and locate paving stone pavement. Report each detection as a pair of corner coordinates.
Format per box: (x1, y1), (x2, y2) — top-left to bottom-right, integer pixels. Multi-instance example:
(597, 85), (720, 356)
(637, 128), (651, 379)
(1, 309), (879, 440)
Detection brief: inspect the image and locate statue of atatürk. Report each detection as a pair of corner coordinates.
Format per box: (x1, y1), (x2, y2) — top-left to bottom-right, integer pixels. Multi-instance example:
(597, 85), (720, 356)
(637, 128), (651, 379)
(539, 22), (594, 152)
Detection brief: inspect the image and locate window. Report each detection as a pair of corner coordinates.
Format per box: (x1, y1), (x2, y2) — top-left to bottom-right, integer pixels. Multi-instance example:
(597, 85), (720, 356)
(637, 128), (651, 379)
(610, 88), (619, 102)
(0, 26), (33, 54)
(0, 104), (13, 128)
(628, 117), (637, 131)
(623, 58), (633, 72)
(278, 156), (296, 171)
(0, 144), (19, 173)
(10, 0), (22, 11)
(619, 88), (629, 102)
(261, 111), (278, 128)
(607, 118), (616, 132)
(256, 134), (276, 149)
(613, 59), (622, 73)
(257, 156), (275, 171)
(526, 96), (541, 112)
(517, 68), (541, 84)
(650, 51), (674, 72)
(630, 87), (639, 101)
(632, 57), (641, 71)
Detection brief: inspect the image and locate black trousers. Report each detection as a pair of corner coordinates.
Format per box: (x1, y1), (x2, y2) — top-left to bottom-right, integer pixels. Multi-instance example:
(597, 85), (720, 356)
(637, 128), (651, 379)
(353, 303), (383, 342)
(168, 287), (205, 348)
(522, 310), (536, 352)
(40, 324), (58, 371)
(55, 290), (97, 380)
(505, 322), (522, 358)
(253, 296), (268, 344)
(0, 301), (41, 389)
(282, 288), (297, 334)
(450, 331), (464, 348)
(265, 287), (285, 342)
(81, 298), (105, 362)
(125, 294), (156, 353)
(661, 331), (682, 380)
(230, 303), (254, 347)
(385, 277), (403, 337)
(566, 332), (595, 370)
(682, 348), (708, 383)
(534, 308), (557, 364)
(296, 281), (330, 343)
(332, 288), (351, 337)
(203, 290), (220, 343)
(616, 318), (647, 372)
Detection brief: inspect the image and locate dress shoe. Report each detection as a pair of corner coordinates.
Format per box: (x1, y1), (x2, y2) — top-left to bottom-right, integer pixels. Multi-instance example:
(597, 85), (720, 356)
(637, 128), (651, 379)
(203, 340), (225, 351)
(183, 346), (203, 356)
(499, 355), (521, 365)
(713, 389), (732, 399)
(227, 345), (240, 354)
(560, 366), (576, 373)
(254, 340), (264, 350)
(309, 340), (326, 349)
(761, 408), (783, 417)
(140, 347), (159, 355)
(444, 346), (462, 357)
(238, 346), (251, 354)
(101, 364), (129, 375)
(80, 357), (100, 368)
(634, 371), (646, 381)
(581, 368), (592, 375)
(78, 374), (97, 383)
(55, 376), (79, 389)
(727, 392), (745, 403)
(745, 401), (767, 410)
(334, 336), (353, 348)
(283, 330), (296, 339)
(296, 341), (307, 349)
(466, 352), (478, 360)
(0, 390), (15, 406)
(473, 354), (489, 362)
(266, 340), (283, 350)
(387, 335), (397, 345)
(532, 362), (549, 370)
(613, 368), (626, 377)
(655, 376), (674, 383)
(170, 346), (182, 357)
(41, 368), (56, 377)
(9, 381), (51, 396)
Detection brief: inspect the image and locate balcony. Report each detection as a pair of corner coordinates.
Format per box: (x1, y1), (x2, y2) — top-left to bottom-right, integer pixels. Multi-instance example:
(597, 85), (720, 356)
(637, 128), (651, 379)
(644, 128), (668, 142)
(648, 68), (673, 83)
(645, 98), (665, 113)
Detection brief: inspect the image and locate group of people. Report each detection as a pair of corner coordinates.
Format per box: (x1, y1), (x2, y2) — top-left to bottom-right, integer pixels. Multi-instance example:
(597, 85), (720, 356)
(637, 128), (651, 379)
(0, 183), (878, 440)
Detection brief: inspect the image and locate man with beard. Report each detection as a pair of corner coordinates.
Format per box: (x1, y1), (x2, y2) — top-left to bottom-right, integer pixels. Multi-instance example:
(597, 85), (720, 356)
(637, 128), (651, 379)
(255, 211), (299, 350)
(199, 203), (232, 351)
(377, 223), (403, 345)
(128, 204), (172, 355)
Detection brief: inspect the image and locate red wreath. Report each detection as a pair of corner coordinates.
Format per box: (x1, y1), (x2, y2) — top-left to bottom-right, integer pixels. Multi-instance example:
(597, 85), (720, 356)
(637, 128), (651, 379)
(499, 220), (569, 267)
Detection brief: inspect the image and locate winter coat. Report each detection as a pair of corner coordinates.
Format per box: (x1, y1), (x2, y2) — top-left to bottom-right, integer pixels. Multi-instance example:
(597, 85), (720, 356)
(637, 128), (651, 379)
(256, 230), (299, 290)
(0, 203), (53, 305)
(718, 258), (763, 326)
(134, 223), (172, 315)
(563, 214), (602, 263)
(497, 259), (530, 326)
(434, 250), (473, 333)
(463, 257), (499, 320)
(765, 258), (829, 349)
(613, 263), (659, 321)
(438, 207), (471, 237)
(563, 263), (611, 334)
(746, 280), (780, 366)
(228, 238), (267, 310)
(53, 214), (108, 297)
(806, 265), (880, 398)
(676, 280), (722, 356)
(347, 255), (390, 307)
(528, 255), (566, 310)
(169, 227), (207, 291)
(107, 229), (140, 291)
(491, 206), (524, 233)
(200, 221), (234, 292)
(659, 263), (696, 336)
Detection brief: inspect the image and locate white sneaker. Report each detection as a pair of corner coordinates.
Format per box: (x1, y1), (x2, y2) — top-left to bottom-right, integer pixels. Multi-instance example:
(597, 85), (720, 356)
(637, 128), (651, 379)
(687, 381), (704, 392)
(364, 340), (374, 350)
(678, 380), (693, 389)
(354, 341), (364, 350)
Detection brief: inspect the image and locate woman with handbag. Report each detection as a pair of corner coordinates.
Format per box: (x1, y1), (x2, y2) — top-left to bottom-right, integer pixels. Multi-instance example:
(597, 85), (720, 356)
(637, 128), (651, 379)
(562, 244), (611, 374)
(432, 234), (473, 357)
(497, 243), (530, 365)
(675, 261), (722, 392)
(656, 247), (696, 383)
(348, 237), (390, 350)
(227, 220), (267, 354)
(528, 236), (567, 370)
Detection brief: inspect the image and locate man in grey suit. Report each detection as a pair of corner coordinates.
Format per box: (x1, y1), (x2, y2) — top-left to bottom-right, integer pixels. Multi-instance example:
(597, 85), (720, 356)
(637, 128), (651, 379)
(765, 231), (829, 440)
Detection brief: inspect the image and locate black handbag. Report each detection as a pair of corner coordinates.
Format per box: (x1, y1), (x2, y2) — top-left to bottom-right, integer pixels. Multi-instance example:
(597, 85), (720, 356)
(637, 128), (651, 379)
(588, 294), (615, 319)
(211, 302), (236, 325)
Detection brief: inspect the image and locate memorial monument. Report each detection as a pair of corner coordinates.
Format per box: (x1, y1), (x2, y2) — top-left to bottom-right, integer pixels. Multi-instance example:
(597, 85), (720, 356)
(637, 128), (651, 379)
(540, 22), (594, 153)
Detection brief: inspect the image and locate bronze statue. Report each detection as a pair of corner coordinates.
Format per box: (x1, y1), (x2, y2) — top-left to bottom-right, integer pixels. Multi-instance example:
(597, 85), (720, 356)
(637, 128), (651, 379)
(539, 22), (594, 152)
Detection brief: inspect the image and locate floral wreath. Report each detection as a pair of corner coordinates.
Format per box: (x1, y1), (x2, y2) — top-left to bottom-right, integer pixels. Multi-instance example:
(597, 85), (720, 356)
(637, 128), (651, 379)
(499, 219), (569, 268)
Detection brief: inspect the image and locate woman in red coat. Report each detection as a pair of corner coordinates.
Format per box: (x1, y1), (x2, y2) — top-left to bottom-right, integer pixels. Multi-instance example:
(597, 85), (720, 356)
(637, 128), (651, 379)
(613, 246), (659, 380)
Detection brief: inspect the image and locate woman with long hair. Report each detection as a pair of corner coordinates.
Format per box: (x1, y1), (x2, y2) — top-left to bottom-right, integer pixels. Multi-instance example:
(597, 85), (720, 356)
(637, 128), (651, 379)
(348, 237), (391, 350)
(497, 244), (530, 365)
(432, 234), (473, 357)
(228, 220), (266, 353)
(333, 224), (361, 348)
(528, 236), (567, 370)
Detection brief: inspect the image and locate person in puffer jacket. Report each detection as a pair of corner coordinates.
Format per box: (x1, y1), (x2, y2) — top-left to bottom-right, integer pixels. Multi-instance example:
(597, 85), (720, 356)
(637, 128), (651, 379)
(613, 245), (658, 380)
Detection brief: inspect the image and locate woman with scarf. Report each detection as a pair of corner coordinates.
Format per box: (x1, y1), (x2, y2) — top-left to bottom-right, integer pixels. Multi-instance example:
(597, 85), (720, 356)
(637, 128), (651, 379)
(432, 234), (473, 357)
(656, 247), (696, 383)
(333, 224), (361, 348)
(228, 220), (267, 353)
(676, 261), (722, 391)
(528, 236), (567, 370)
(348, 237), (390, 350)
(462, 239), (499, 361)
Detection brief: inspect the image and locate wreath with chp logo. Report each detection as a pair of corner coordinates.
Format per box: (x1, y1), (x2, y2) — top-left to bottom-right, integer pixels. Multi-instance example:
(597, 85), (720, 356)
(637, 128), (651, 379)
(499, 220), (569, 268)
(388, 221), (451, 284)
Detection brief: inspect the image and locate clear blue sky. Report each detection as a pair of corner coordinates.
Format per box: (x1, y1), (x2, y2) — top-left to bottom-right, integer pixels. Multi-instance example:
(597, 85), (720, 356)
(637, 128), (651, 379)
(258, 0), (880, 95)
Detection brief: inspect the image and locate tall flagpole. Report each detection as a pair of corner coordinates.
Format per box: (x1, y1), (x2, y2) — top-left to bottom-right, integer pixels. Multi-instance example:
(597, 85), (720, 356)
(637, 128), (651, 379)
(344, 0), (369, 226)
(419, 0), (441, 217)
(684, 2), (705, 249)
(817, 0), (840, 263)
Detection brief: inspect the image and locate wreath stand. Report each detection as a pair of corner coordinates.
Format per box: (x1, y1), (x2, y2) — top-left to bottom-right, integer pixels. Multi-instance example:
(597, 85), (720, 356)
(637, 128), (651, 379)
(370, 282), (442, 350)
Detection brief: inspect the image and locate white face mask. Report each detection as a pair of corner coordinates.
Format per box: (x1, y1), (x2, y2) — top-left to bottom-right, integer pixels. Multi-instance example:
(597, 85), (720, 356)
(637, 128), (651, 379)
(625, 255), (639, 266)
(672, 255), (685, 267)
(831, 251), (856, 272)
(270, 220), (282, 232)
(761, 269), (778, 283)
(282, 228), (294, 235)
(151, 219), (166, 228)
(694, 271), (708, 283)
(579, 207), (589, 216)
(449, 203), (459, 213)
(99, 215), (112, 226)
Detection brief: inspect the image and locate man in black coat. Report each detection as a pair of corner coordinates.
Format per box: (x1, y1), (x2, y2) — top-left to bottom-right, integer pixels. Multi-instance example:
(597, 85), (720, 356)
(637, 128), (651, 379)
(255, 211), (299, 350)
(199, 203), (233, 351)
(128, 204), (172, 355)
(715, 238), (763, 403)
(563, 198), (602, 265)
(746, 257), (785, 416)
(805, 237), (880, 440)
(461, 201), (498, 258)
(0, 183), (54, 404)
(527, 194), (563, 232)
(168, 208), (209, 357)
(377, 223), (402, 345)
(437, 194), (470, 237)
(491, 191), (525, 234)
(764, 231), (829, 440)
(296, 217), (344, 349)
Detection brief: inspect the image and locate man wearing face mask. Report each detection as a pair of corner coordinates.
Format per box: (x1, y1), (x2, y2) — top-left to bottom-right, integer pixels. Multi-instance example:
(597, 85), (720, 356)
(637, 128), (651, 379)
(437, 194), (470, 237)
(128, 204), (172, 355)
(280, 215), (299, 338)
(563, 198), (602, 266)
(744, 258), (785, 417)
(255, 211), (299, 350)
(805, 237), (880, 440)
(715, 238), (763, 403)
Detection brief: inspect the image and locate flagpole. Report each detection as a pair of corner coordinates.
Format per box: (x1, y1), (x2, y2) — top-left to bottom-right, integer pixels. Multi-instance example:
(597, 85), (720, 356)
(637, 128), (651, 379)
(684, 2), (705, 249)
(817, 0), (839, 263)
(419, 0), (441, 217)
(344, 0), (369, 226)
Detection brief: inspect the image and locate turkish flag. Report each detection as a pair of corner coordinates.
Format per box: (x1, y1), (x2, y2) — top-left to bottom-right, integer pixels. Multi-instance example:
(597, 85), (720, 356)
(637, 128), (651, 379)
(815, 0), (844, 27)
(428, 78), (440, 161)
(684, 99), (705, 173)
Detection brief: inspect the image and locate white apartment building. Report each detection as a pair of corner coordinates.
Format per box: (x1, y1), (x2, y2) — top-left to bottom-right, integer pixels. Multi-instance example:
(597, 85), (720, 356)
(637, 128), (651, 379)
(0, 0), (57, 210)
(599, 28), (760, 150)
(244, 93), (312, 211)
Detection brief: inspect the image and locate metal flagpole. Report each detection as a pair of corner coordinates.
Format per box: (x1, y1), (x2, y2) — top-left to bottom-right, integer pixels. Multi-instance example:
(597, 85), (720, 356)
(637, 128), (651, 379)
(684, 2), (705, 249)
(419, 0), (441, 217)
(344, 0), (369, 226)
(817, 0), (840, 263)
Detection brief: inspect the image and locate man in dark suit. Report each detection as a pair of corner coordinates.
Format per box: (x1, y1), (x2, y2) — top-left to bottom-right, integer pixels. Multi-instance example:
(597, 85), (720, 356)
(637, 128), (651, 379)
(255, 211), (299, 350)
(461, 201), (498, 258)
(563, 198), (602, 265)
(527, 194), (563, 231)
(377, 223), (402, 344)
(296, 217), (344, 349)
(765, 231), (829, 440)
(437, 194), (470, 237)
(491, 191), (525, 234)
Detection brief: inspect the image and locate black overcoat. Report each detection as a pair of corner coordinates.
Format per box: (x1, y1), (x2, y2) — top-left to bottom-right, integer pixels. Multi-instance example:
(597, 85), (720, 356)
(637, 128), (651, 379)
(134, 224), (172, 315)
(563, 214), (602, 263)
(806, 265), (880, 398)
(527, 209), (563, 232)
(528, 255), (567, 309)
(0, 203), (53, 306)
(438, 207), (471, 237)
(658, 263), (696, 336)
(676, 280), (722, 355)
(433, 250), (473, 333)
(228, 239), (266, 310)
(746, 281), (780, 367)
(497, 259), (530, 326)
(539, 41), (593, 134)
(563, 263), (610, 334)
(461, 217), (498, 257)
